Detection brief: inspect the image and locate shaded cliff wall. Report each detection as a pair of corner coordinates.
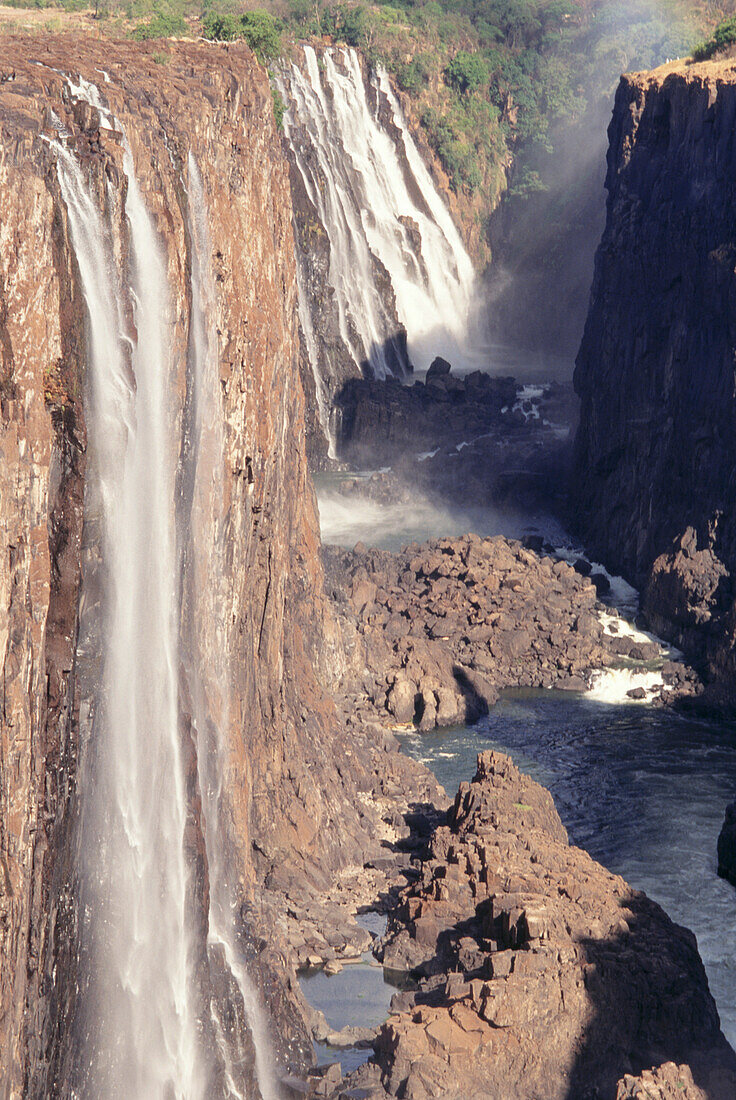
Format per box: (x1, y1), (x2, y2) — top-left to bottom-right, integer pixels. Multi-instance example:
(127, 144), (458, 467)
(0, 35), (367, 1095)
(572, 59), (736, 691)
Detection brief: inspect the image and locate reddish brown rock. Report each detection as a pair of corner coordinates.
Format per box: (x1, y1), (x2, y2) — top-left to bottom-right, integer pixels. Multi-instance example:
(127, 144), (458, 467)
(324, 533), (696, 731)
(371, 751), (736, 1100)
(0, 36), (439, 1095)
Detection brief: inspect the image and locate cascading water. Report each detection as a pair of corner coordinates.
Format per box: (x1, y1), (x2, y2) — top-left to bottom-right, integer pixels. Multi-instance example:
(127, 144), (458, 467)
(52, 82), (279, 1100)
(278, 46), (481, 383)
(183, 154), (281, 1100)
(56, 142), (205, 1097)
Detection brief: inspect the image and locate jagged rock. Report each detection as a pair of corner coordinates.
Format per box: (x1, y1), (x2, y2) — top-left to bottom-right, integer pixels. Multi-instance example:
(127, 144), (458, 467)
(717, 801), (736, 887)
(323, 533), (695, 731)
(372, 751), (736, 1100)
(426, 356), (452, 378)
(616, 1063), (708, 1099)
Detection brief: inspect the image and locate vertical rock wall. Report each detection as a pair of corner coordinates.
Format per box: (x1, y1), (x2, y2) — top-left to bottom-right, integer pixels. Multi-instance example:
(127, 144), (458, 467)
(572, 60), (736, 693)
(0, 36), (356, 1094)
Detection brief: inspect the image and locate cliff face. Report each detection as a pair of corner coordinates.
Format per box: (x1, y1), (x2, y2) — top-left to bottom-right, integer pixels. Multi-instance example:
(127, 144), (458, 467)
(572, 59), (736, 692)
(0, 35), (370, 1096)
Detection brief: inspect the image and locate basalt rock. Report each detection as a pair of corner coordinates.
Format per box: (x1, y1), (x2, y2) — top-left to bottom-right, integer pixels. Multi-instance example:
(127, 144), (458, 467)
(370, 751), (736, 1100)
(336, 373), (577, 513)
(572, 59), (736, 705)
(322, 533), (694, 732)
(717, 801), (736, 887)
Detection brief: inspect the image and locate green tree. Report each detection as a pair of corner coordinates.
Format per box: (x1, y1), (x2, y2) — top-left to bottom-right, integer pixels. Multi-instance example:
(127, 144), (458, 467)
(202, 9), (283, 61)
(445, 50), (488, 93)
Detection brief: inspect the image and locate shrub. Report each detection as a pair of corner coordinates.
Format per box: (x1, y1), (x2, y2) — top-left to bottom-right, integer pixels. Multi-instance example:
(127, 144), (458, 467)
(421, 106), (482, 192)
(692, 16), (736, 61)
(271, 84), (285, 130)
(132, 9), (186, 39)
(201, 11), (240, 40)
(396, 53), (433, 91)
(240, 10), (283, 61)
(337, 3), (369, 47)
(445, 50), (488, 93)
(202, 9), (283, 61)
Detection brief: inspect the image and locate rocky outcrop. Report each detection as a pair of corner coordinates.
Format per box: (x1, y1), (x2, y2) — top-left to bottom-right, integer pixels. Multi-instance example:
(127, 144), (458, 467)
(337, 370), (577, 512)
(323, 534), (699, 734)
(335, 369), (517, 467)
(717, 801), (736, 887)
(370, 751), (736, 1100)
(572, 59), (736, 700)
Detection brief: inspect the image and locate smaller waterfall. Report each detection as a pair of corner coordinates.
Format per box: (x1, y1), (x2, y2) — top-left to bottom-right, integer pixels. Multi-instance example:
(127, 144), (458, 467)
(279, 46), (481, 382)
(184, 154), (282, 1100)
(56, 138), (205, 1097)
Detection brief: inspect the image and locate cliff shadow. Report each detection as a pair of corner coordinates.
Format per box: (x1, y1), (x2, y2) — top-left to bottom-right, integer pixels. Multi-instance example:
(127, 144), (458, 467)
(564, 892), (736, 1100)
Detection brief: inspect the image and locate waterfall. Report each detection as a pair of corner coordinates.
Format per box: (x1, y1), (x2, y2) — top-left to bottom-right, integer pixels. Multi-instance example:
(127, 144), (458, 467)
(56, 142), (205, 1097)
(279, 46), (480, 383)
(184, 154), (281, 1100)
(53, 81), (279, 1099)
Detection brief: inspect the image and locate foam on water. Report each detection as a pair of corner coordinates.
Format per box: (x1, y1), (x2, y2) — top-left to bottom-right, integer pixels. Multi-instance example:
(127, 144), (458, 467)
(586, 667), (670, 704)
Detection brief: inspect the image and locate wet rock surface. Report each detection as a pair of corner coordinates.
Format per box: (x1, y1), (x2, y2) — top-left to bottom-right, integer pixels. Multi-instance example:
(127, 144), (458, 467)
(335, 371), (576, 512)
(323, 534), (699, 732)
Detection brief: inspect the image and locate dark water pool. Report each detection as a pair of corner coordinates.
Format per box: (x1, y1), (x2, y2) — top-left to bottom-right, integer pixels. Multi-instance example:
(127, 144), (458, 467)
(399, 688), (736, 1047)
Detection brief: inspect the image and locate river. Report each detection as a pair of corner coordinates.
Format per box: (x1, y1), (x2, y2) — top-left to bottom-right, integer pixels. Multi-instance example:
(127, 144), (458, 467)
(304, 481), (736, 1062)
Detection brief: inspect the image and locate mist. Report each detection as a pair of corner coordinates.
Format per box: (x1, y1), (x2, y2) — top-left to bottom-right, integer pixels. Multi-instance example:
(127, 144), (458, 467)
(484, 0), (706, 375)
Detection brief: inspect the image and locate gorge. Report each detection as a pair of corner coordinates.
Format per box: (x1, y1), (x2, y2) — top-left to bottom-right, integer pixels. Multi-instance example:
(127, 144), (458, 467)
(2, 16), (736, 1100)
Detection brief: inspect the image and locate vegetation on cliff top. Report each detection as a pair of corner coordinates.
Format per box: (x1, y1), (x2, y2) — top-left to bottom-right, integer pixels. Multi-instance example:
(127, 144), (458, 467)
(1, 0), (734, 250)
(196, 1), (734, 209)
(692, 12), (736, 58)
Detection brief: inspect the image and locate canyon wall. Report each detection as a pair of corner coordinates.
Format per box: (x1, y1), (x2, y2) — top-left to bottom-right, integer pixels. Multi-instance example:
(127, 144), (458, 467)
(0, 36), (390, 1096)
(572, 59), (736, 698)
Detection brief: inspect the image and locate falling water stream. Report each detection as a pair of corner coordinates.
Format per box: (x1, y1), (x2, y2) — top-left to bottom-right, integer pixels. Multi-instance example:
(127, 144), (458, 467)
(278, 46), (482, 382)
(53, 81), (278, 1100)
(57, 139), (204, 1097)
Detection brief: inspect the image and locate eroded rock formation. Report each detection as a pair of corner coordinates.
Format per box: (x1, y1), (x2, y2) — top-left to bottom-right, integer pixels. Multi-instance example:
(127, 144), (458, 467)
(369, 751), (736, 1100)
(323, 534), (698, 734)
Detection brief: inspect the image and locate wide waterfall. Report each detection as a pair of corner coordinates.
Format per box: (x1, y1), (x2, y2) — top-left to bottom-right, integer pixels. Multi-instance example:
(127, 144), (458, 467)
(279, 46), (480, 385)
(52, 85), (276, 1100)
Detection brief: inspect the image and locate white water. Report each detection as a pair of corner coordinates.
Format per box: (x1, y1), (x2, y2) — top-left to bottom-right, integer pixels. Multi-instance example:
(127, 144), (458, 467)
(296, 262), (337, 459)
(279, 46), (481, 379)
(184, 154), (281, 1100)
(57, 142), (205, 1096)
(586, 667), (670, 704)
(54, 80), (278, 1098)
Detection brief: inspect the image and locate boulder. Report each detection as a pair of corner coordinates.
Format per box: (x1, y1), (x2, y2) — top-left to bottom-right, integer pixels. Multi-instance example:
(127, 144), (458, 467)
(426, 356), (452, 379)
(387, 678), (416, 725)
